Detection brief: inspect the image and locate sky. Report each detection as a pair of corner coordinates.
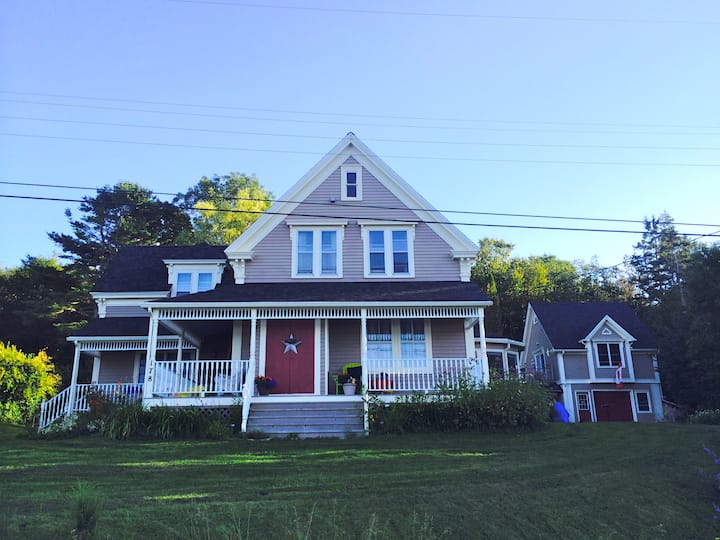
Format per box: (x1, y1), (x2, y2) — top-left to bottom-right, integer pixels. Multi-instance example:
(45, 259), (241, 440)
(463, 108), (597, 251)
(1, 0), (719, 271)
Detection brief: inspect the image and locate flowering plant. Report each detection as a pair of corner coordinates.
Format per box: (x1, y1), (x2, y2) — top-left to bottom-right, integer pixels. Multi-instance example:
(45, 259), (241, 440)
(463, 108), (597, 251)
(254, 375), (276, 389)
(337, 372), (356, 385)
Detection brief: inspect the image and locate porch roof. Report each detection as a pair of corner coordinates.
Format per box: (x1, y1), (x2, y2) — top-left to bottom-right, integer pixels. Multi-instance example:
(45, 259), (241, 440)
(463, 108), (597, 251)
(152, 280), (491, 305)
(69, 317), (175, 338)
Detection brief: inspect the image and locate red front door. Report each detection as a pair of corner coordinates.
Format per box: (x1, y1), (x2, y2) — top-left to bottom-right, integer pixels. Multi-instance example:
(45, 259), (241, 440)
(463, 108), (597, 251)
(593, 391), (633, 422)
(265, 320), (315, 394)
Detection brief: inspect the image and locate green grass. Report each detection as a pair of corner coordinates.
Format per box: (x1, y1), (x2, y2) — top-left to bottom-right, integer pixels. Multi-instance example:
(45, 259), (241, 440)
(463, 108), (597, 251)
(1, 422), (719, 539)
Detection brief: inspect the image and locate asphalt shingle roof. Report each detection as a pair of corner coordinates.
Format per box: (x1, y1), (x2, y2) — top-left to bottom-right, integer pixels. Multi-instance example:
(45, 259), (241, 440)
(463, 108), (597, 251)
(92, 244), (227, 293)
(531, 302), (656, 349)
(155, 280), (491, 304)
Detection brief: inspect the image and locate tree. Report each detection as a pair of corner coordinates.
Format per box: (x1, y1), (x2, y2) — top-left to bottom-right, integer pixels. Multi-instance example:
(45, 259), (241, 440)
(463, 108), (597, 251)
(49, 182), (192, 277)
(175, 173), (273, 245)
(0, 342), (61, 424)
(0, 257), (94, 384)
(471, 238), (629, 338)
(629, 212), (693, 307)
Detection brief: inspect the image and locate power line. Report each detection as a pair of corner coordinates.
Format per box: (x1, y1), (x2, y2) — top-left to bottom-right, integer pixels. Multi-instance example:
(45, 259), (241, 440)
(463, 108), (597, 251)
(4, 115), (720, 152)
(1, 193), (718, 238)
(3, 179), (720, 230)
(3, 132), (720, 168)
(2, 90), (720, 131)
(168, 0), (720, 26)
(4, 97), (720, 137)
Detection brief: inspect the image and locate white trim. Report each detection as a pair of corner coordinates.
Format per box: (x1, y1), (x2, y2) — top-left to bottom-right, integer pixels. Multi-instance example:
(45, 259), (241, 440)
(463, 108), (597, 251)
(575, 390), (592, 422)
(635, 390), (652, 413)
(314, 319), (322, 395)
(258, 319), (267, 376)
(323, 319), (330, 395)
(582, 315), (637, 344)
(341, 164), (362, 201)
(594, 341), (624, 368)
(166, 262), (225, 297)
(91, 357), (100, 384)
(91, 291), (168, 300)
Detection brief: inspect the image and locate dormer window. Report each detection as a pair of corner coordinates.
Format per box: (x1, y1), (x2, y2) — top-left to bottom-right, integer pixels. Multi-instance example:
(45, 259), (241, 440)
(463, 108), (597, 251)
(164, 259), (225, 297)
(596, 342), (622, 367)
(341, 165), (362, 201)
(175, 271), (215, 296)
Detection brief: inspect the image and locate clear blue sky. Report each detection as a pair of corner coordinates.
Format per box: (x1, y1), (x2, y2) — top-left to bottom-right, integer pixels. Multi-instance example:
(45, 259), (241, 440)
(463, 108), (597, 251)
(2, 0), (719, 270)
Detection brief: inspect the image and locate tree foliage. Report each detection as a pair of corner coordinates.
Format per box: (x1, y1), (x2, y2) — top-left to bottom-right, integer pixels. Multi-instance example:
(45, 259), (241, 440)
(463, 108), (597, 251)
(0, 342), (61, 424)
(175, 173), (273, 245)
(0, 257), (93, 383)
(471, 238), (630, 338)
(48, 182), (192, 277)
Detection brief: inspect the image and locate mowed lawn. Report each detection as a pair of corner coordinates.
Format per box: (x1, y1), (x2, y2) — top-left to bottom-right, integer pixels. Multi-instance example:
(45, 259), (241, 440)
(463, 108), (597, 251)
(1, 422), (719, 539)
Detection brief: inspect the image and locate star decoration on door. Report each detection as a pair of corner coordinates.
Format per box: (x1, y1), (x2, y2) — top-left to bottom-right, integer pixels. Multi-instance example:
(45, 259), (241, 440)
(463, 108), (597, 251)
(282, 333), (302, 354)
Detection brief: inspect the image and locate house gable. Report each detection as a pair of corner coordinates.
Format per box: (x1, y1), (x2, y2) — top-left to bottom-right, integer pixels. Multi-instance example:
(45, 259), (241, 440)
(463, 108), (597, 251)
(582, 315), (636, 346)
(225, 134), (478, 283)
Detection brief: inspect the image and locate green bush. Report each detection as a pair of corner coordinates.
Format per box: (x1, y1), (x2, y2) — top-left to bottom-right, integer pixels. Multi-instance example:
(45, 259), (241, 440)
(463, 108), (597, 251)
(0, 342), (60, 425)
(369, 377), (553, 434)
(688, 409), (720, 425)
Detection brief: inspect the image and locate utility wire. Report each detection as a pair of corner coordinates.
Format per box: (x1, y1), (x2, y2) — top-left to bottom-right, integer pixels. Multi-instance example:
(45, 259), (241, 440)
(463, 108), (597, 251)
(4, 115), (720, 152)
(2, 90), (720, 131)
(2, 193), (718, 238)
(3, 132), (720, 167)
(3, 98), (720, 137)
(2, 179), (720, 230)
(168, 0), (720, 26)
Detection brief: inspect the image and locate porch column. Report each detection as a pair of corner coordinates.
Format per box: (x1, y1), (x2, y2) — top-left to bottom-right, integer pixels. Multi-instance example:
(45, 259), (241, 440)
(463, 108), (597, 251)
(142, 309), (160, 405)
(66, 342), (82, 416)
(360, 308), (369, 433)
(175, 333), (184, 391)
(476, 308), (490, 386)
(241, 309), (258, 433)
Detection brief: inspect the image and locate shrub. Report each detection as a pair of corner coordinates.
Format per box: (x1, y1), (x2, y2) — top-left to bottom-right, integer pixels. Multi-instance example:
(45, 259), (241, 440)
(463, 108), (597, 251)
(0, 342), (60, 425)
(689, 409), (720, 425)
(100, 403), (229, 440)
(369, 377), (553, 434)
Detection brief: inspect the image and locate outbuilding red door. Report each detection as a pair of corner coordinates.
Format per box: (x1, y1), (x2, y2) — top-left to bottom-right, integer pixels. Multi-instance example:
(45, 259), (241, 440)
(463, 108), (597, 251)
(593, 391), (633, 422)
(264, 320), (314, 394)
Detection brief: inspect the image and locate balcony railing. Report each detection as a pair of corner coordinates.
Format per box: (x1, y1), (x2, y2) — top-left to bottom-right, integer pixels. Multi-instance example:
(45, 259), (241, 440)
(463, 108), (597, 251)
(152, 359), (249, 397)
(364, 357), (475, 392)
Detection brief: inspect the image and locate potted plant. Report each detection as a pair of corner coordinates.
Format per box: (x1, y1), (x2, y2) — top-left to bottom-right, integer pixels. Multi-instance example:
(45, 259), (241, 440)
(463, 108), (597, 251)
(254, 375), (276, 395)
(339, 374), (357, 395)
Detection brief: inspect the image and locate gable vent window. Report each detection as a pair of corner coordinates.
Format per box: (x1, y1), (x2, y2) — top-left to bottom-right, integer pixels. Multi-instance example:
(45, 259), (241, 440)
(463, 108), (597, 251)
(341, 165), (362, 201)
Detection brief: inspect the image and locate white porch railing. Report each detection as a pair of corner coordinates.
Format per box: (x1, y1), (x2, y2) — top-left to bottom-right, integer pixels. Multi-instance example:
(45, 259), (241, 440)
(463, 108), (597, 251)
(364, 357), (475, 392)
(39, 383), (143, 430)
(152, 359), (249, 397)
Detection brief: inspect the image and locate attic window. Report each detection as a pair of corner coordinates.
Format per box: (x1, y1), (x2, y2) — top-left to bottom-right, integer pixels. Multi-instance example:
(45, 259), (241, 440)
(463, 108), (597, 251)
(596, 342), (622, 367)
(341, 165), (362, 201)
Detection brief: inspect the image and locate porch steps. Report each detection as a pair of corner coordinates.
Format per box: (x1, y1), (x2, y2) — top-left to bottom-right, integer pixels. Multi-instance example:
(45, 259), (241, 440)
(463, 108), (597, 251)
(246, 400), (365, 439)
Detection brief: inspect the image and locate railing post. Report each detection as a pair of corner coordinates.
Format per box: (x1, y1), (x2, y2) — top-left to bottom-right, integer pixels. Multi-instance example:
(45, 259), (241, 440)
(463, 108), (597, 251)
(475, 309), (490, 387)
(143, 310), (160, 406)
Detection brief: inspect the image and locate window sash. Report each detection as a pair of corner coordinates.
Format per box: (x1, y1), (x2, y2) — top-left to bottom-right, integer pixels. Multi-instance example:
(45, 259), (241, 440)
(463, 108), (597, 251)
(392, 230), (409, 273)
(321, 231), (337, 274)
(597, 343), (622, 367)
(369, 230), (385, 274)
(197, 272), (213, 292)
(176, 273), (192, 296)
(636, 391), (651, 412)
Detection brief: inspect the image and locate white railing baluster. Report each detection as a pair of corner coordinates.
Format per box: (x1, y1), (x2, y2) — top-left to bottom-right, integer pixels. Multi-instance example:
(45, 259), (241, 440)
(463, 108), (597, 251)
(152, 359), (250, 397)
(363, 357), (472, 394)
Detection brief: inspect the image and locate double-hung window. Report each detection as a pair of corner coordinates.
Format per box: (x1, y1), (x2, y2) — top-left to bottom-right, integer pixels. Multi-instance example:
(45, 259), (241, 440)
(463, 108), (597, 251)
(596, 342), (622, 367)
(367, 318), (429, 372)
(292, 227), (342, 278)
(362, 225), (414, 278)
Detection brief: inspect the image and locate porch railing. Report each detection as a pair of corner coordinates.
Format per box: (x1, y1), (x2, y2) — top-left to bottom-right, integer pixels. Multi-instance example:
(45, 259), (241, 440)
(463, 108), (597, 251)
(364, 357), (475, 392)
(152, 359), (249, 397)
(39, 382), (143, 430)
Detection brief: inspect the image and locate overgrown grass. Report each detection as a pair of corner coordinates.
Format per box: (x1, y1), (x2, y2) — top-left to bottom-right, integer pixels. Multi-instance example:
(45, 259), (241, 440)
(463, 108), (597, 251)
(1, 422), (719, 539)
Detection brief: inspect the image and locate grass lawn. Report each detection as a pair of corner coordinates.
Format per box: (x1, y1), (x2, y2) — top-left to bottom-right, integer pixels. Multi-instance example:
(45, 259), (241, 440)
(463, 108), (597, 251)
(1, 422), (719, 539)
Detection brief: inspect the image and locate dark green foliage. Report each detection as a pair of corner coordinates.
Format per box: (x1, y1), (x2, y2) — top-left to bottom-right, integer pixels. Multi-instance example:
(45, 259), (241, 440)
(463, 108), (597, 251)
(49, 182), (192, 278)
(688, 409), (720, 425)
(0, 258), (94, 384)
(69, 481), (102, 540)
(369, 378), (553, 434)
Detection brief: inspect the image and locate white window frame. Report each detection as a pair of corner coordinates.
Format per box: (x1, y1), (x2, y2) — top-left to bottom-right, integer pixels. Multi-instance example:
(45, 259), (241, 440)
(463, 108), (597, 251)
(361, 225), (415, 278)
(290, 226), (344, 278)
(167, 264), (224, 297)
(595, 341), (624, 368)
(576, 391), (591, 411)
(341, 165), (362, 201)
(635, 391), (652, 413)
(367, 318), (432, 373)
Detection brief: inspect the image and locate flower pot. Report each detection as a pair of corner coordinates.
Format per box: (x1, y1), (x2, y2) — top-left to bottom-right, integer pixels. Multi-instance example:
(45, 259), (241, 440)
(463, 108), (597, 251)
(256, 385), (270, 396)
(343, 383), (356, 395)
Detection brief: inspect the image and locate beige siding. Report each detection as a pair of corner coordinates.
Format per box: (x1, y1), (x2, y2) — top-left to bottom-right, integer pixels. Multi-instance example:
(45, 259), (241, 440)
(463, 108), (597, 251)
(244, 165), (462, 282)
(632, 351), (656, 379)
(98, 351), (135, 383)
(563, 352), (590, 379)
(328, 319), (360, 375)
(430, 319), (467, 357)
